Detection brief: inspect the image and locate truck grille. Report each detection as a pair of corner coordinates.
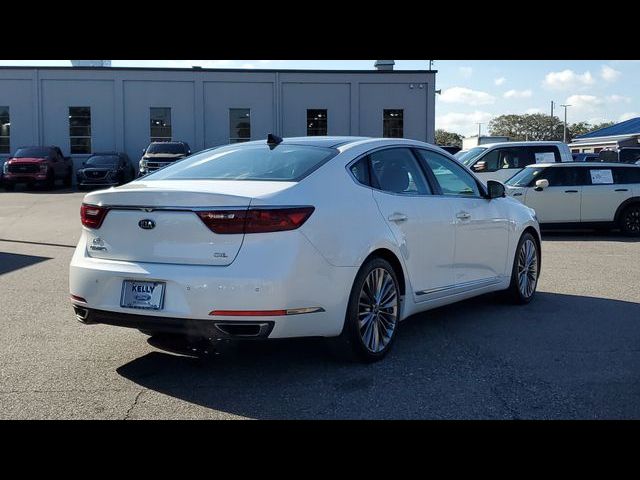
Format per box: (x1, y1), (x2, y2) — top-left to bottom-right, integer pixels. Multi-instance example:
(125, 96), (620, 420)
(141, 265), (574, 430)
(146, 162), (173, 172)
(8, 163), (39, 174)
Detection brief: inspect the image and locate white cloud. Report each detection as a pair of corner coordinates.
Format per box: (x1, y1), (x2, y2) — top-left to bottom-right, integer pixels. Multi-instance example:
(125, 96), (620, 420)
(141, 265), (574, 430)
(504, 89), (533, 99)
(436, 111), (493, 136)
(458, 66), (473, 77)
(601, 65), (621, 82)
(543, 69), (595, 90)
(525, 108), (543, 114)
(607, 94), (631, 103)
(439, 87), (495, 106)
(619, 112), (640, 122)
(565, 94), (603, 112)
(494, 77), (506, 86)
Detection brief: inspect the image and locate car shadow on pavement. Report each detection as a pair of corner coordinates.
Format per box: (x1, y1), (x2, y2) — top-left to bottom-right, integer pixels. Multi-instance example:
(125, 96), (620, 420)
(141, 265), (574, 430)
(0, 252), (51, 275)
(541, 230), (639, 242)
(116, 291), (640, 419)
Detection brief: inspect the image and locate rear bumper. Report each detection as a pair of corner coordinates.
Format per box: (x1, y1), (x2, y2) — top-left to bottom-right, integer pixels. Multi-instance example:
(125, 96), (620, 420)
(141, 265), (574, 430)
(69, 231), (358, 339)
(73, 306), (274, 339)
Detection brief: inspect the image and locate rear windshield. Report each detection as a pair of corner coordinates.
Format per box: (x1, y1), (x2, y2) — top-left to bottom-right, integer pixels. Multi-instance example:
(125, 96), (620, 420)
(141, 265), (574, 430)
(144, 144), (337, 182)
(14, 147), (51, 158)
(146, 143), (187, 154)
(86, 155), (119, 166)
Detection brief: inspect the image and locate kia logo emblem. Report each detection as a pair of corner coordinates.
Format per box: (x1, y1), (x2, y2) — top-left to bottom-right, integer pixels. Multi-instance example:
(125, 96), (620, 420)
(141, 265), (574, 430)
(138, 219), (155, 230)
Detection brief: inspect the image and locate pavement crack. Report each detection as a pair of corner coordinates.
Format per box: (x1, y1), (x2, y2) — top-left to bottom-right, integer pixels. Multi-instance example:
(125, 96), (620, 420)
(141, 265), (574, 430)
(124, 390), (144, 420)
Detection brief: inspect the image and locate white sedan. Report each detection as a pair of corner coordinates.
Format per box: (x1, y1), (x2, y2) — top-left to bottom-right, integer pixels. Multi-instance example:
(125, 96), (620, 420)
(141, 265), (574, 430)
(69, 136), (541, 362)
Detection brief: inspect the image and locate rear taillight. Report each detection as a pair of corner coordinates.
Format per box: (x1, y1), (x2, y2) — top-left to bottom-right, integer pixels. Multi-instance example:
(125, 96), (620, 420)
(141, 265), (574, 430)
(81, 204), (109, 229)
(197, 206), (314, 234)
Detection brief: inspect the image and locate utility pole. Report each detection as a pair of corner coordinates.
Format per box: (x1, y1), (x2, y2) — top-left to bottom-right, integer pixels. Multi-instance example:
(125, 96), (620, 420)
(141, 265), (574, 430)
(560, 104), (571, 143)
(550, 100), (555, 119)
(429, 60), (435, 70)
(477, 122), (484, 137)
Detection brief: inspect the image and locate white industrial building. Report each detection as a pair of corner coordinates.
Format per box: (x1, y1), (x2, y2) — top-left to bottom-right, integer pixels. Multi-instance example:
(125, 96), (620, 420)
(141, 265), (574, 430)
(0, 62), (436, 183)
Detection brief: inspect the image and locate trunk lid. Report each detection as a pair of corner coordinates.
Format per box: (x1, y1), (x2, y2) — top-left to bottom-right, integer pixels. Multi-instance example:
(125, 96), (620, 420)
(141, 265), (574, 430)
(82, 179), (296, 266)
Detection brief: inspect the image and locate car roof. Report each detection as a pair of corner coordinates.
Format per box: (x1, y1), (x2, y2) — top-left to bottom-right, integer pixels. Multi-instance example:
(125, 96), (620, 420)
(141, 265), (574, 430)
(476, 141), (566, 148)
(527, 162), (639, 168)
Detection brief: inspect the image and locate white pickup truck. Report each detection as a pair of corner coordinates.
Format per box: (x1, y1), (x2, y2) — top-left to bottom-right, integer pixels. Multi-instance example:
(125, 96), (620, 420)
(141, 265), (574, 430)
(457, 141), (573, 183)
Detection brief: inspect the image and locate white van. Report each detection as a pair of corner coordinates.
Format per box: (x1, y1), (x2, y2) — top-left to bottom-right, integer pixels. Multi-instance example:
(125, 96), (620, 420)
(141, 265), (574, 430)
(457, 141), (573, 183)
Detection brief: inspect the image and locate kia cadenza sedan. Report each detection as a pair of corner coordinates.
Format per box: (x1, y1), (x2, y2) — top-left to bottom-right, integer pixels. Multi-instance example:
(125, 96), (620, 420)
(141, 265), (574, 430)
(69, 136), (541, 362)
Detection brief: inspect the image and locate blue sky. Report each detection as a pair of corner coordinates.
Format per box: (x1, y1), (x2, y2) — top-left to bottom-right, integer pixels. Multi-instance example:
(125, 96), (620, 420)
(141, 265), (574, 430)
(1, 59), (638, 136)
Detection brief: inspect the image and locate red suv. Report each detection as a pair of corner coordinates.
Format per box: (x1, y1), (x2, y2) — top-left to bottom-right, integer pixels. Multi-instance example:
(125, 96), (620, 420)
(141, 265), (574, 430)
(2, 146), (73, 191)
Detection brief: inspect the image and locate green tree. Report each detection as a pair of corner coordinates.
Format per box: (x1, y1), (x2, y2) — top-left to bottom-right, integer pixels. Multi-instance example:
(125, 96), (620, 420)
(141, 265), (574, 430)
(488, 113), (564, 141)
(435, 129), (463, 147)
(569, 121), (615, 139)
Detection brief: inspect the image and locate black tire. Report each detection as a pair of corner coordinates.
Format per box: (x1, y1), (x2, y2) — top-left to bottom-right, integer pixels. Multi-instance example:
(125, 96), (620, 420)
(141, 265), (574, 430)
(44, 171), (55, 190)
(504, 231), (540, 304)
(619, 204), (640, 237)
(63, 168), (72, 187)
(328, 257), (401, 363)
(4, 182), (14, 191)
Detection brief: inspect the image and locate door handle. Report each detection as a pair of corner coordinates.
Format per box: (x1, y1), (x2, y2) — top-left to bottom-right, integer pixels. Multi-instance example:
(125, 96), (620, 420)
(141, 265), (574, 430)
(387, 213), (408, 222)
(512, 192), (523, 197)
(564, 190), (579, 193)
(456, 212), (471, 220)
(615, 188), (629, 192)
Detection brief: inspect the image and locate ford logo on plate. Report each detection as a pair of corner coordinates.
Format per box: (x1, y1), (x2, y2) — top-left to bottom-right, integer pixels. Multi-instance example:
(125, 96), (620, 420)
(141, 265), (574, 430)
(135, 293), (151, 301)
(138, 219), (155, 230)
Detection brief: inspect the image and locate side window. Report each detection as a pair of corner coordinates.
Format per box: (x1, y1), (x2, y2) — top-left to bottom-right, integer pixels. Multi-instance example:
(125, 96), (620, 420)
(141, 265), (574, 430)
(530, 146), (560, 164)
(349, 157), (370, 186)
(587, 168), (614, 185)
(613, 167), (640, 184)
(500, 147), (534, 169)
(542, 167), (588, 187)
(474, 149), (501, 172)
(416, 149), (481, 197)
(369, 148), (431, 195)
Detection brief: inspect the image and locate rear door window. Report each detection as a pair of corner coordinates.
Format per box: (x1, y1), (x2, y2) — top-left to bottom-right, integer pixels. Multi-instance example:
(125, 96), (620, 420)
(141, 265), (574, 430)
(349, 157), (371, 186)
(369, 148), (431, 195)
(476, 147), (536, 172)
(530, 146), (561, 164)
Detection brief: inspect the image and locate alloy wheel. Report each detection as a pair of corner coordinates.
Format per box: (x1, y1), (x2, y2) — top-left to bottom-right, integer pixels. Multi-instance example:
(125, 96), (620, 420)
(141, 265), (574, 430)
(358, 268), (398, 353)
(624, 207), (640, 234)
(517, 239), (538, 298)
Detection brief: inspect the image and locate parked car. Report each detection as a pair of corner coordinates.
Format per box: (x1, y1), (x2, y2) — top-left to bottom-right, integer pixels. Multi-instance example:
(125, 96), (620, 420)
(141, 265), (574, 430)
(70, 136), (541, 362)
(505, 162), (640, 236)
(572, 153), (600, 162)
(438, 145), (462, 155)
(457, 141), (573, 183)
(77, 152), (135, 189)
(2, 146), (73, 191)
(138, 141), (191, 177)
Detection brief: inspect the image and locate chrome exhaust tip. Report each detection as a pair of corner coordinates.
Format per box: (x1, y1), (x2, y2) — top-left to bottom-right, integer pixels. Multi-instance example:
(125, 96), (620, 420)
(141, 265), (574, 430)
(214, 322), (271, 338)
(73, 305), (90, 323)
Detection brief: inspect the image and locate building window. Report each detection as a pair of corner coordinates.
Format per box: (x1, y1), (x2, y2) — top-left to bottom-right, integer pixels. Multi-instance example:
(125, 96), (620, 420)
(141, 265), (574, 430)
(307, 109), (328, 136)
(383, 109), (404, 138)
(0, 106), (9, 154)
(229, 108), (251, 143)
(150, 107), (172, 142)
(69, 106), (92, 154)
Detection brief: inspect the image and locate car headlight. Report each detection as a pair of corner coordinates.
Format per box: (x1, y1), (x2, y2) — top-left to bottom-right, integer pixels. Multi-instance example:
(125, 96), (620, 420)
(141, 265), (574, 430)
(139, 159), (146, 169)
(2, 162), (8, 174)
(39, 163), (48, 173)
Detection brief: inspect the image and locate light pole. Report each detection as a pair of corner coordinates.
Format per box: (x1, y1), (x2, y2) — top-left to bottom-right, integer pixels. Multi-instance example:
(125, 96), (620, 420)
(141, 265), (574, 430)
(477, 122), (484, 137)
(550, 100), (555, 119)
(560, 104), (571, 143)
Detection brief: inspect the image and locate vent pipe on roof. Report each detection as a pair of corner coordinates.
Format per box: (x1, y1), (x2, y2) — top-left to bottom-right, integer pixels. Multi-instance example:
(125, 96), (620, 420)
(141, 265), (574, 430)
(374, 60), (395, 71)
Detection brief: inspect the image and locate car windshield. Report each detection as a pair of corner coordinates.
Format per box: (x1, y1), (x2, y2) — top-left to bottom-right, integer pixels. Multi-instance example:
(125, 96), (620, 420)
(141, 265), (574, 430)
(146, 143), (187, 154)
(505, 167), (546, 187)
(86, 155), (119, 167)
(144, 144), (337, 182)
(458, 147), (487, 166)
(14, 147), (51, 158)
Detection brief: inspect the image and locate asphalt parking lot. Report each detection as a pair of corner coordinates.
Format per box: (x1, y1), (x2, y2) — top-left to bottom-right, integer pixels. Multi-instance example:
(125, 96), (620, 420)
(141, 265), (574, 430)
(1, 188), (639, 419)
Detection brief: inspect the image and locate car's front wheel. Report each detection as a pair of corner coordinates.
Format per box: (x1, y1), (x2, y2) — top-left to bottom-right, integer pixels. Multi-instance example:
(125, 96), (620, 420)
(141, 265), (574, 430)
(620, 204), (640, 237)
(330, 257), (401, 362)
(505, 232), (540, 304)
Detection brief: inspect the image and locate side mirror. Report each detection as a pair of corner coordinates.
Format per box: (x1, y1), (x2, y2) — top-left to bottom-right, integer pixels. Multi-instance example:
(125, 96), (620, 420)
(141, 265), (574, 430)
(486, 180), (505, 199)
(534, 179), (549, 191)
(473, 161), (487, 172)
